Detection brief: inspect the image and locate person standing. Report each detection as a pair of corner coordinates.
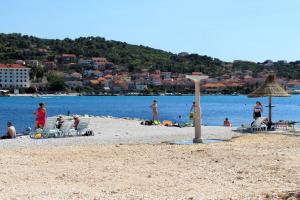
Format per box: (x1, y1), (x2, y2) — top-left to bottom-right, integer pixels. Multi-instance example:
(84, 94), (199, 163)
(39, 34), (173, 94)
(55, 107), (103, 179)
(151, 100), (158, 121)
(189, 101), (196, 120)
(34, 102), (47, 129)
(253, 101), (263, 119)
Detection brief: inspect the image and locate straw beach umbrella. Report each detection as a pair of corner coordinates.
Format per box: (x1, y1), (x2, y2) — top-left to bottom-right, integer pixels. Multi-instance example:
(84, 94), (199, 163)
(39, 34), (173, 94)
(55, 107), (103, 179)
(248, 74), (290, 126)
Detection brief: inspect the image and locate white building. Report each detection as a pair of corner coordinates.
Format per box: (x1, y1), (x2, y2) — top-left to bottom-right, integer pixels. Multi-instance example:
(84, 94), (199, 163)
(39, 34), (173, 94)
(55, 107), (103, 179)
(0, 64), (30, 88)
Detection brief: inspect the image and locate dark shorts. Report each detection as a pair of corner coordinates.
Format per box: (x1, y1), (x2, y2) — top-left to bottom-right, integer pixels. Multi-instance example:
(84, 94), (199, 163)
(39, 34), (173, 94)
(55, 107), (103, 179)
(254, 112), (261, 118)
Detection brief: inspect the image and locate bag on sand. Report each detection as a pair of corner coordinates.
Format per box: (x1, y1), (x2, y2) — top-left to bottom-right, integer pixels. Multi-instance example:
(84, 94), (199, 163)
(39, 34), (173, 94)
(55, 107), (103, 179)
(153, 120), (161, 125)
(141, 120), (153, 126)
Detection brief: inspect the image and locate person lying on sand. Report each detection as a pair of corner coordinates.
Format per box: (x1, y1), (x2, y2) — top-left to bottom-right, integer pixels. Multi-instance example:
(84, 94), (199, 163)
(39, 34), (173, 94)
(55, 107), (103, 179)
(1, 121), (16, 139)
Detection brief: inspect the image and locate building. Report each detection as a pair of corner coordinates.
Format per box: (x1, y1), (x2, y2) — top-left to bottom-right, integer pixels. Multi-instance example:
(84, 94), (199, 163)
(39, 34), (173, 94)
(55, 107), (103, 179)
(287, 80), (300, 93)
(59, 54), (77, 64)
(0, 64), (30, 88)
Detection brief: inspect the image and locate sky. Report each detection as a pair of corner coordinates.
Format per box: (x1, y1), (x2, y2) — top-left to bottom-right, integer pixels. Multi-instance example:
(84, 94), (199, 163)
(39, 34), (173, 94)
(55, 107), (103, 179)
(1, 0), (300, 62)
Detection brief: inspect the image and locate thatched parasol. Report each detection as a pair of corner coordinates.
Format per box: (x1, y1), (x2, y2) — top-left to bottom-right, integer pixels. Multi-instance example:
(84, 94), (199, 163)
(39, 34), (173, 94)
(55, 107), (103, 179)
(248, 74), (289, 125)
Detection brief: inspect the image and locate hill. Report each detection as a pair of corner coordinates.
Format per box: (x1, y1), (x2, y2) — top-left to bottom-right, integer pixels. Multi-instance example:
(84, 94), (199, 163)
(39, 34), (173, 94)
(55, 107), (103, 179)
(0, 33), (300, 79)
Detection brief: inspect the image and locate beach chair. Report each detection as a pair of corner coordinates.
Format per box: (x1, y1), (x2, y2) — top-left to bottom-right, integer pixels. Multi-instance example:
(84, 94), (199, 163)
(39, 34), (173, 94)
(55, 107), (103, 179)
(251, 117), (268, 132)
(69, 118), (93, 136)
(30, 117), (57, 138)
(43, 119), (74, 138)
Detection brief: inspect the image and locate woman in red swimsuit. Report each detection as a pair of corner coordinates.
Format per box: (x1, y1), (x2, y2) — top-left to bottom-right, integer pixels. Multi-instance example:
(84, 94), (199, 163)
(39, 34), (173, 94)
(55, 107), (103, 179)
(34, 102), (46, 129)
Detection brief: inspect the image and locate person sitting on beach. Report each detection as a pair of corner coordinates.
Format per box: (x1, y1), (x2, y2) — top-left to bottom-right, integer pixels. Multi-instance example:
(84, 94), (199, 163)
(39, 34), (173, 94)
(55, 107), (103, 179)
(34, 102), (46, 129)
(253, 101), (263, 119)
(151, 100), (158, 121)
(73, 115), (80, 130)
(55, 116), (64, 129)
(1, 122), (16, 139)
(224, 118), (232, 127)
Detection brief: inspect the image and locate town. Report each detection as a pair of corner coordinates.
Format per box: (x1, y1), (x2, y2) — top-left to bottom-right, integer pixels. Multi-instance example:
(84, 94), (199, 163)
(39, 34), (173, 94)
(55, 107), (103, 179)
(0, 53), (300, 95)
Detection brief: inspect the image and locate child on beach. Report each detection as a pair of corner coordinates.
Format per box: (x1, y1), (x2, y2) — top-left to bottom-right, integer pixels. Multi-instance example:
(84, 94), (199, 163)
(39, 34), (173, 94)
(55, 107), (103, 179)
(34, 102), (46, 129)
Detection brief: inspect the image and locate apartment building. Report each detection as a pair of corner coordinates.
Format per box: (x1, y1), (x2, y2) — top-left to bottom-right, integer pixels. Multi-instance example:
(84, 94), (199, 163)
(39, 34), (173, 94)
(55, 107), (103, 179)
(0, 64), (30, 88)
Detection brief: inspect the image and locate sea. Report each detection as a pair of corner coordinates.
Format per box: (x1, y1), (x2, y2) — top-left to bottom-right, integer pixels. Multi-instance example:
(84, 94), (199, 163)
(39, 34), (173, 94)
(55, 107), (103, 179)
(0, 95), (299, 135)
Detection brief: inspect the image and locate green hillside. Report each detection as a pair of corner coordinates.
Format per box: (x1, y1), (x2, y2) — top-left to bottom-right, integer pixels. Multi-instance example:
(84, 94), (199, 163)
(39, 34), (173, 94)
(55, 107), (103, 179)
(0, 33), (299, 79)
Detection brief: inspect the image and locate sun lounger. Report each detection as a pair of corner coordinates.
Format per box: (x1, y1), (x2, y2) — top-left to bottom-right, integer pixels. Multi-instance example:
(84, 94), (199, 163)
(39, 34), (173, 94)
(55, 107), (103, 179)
(30, 117), (57, 138)
(69, 118), (93, 136)
(251, 117), (268, 132)
(37, 118), (73, 138)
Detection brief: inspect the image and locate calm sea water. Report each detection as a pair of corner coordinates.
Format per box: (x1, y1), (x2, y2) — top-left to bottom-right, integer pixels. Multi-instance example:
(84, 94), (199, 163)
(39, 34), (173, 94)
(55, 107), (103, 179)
(0, 95), (299, 135)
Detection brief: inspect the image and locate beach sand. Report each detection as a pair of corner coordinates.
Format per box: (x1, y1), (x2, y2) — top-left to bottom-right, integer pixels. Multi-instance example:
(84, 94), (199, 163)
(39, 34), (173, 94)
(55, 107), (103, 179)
(0, 118), (299, 199)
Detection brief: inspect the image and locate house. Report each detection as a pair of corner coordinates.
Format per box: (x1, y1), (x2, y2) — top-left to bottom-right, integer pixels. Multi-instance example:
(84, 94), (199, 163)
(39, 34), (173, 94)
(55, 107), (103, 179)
(203, 82), (226, 92)
(78, 59), (93, 66)
(92, 57), (113, 70)
(287, 80), (300, 93)
(135, 83), (147, 91)
(160, 72), (172, 80)
(37, 48), (48, 56)
(26, 60), (39, 67)
(70, 72), (82, 80)
(192, 72), (203, 76)
(135, 79), (148, 91)
(43, 61), (57, 69)
(16, 60), (26, 65)
(0, 64), (30, 88)
(66, 81), (83, 89)
(83, 69), (103, 78)
(59, 54), (77, 64)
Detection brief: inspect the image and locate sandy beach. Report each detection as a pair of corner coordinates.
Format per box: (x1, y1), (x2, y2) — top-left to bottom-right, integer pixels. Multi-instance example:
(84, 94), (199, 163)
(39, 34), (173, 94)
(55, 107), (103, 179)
(0, 118), (299, 199)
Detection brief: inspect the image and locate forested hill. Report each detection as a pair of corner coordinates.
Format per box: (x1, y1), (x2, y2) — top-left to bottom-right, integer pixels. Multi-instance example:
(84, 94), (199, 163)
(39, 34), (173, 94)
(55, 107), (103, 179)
(0, 33), (299, 79)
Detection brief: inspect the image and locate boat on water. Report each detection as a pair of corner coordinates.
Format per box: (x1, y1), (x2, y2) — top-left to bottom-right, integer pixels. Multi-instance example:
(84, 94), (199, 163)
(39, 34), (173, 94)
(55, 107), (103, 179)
(0, 90), (10, 97)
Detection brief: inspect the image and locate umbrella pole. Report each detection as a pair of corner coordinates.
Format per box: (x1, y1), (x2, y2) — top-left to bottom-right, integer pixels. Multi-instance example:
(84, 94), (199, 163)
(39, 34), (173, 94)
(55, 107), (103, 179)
(268, 96), (272, 128)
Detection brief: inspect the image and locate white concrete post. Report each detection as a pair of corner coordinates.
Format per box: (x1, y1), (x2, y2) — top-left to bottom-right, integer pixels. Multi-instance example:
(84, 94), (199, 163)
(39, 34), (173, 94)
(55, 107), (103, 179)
(186, 75), (208, 143)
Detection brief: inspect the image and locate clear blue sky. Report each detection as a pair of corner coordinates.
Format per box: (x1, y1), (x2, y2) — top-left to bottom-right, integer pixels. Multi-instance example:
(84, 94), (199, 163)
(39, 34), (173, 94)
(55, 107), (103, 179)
(1, 0), (300, 62)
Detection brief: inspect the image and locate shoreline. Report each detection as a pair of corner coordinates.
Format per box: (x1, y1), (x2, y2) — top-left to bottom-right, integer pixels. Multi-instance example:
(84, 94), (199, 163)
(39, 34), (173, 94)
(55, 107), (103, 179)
(1, 117), (239, 149)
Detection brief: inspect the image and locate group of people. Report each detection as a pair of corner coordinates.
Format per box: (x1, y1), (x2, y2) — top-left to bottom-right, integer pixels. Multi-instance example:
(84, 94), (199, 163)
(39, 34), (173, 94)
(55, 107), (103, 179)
(150, 99), (265, 128)
(1, 100), (266, 139)
(0, 102), (81, 140)
(224, 101), (264, 127)
(150, 100), (196, 123)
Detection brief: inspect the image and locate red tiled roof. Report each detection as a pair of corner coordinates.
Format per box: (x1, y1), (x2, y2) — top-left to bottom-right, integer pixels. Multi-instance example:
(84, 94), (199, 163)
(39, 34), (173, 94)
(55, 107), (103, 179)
(225, 83), (243, 87)
(203, 82), (226, 88)
(287, 81), (300, 85)
(0, 64), (28, 68)
(62, 54), (76, 57)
